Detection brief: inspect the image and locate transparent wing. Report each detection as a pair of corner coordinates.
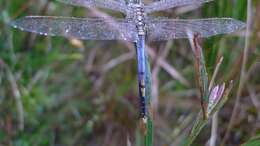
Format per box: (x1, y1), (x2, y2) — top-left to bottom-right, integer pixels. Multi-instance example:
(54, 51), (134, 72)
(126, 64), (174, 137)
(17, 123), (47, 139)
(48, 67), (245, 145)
(10, 16), (137, 42)
(144, 0), (213, 13)
(57, 0), (128, 14)
(146, 18), (245, 41)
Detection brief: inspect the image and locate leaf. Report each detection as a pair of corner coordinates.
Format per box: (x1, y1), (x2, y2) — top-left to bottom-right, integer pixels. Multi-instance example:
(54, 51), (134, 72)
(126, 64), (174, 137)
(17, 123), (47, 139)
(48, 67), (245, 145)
(242, 135), (260, 146)
(188, 33), (209, 119)
(185, 81), (233, 146)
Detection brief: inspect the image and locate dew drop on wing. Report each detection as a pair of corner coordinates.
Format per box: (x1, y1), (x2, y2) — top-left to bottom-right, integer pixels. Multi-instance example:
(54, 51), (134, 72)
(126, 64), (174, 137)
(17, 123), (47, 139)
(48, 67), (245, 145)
(65, 25), (71, 34)
(121, 34), (127, 41)
(13, 25), (17, 29)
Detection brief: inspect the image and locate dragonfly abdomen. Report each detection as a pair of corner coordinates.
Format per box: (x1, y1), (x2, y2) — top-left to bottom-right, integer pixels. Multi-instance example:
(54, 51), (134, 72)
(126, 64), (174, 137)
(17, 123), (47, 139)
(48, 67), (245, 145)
(139, 77), (147, 120)
(136, 35), (148, 123)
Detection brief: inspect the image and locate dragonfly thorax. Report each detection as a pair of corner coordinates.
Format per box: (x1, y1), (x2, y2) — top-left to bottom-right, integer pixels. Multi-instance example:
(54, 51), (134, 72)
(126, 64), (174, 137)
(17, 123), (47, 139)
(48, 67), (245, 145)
(127, 3), (147, 36)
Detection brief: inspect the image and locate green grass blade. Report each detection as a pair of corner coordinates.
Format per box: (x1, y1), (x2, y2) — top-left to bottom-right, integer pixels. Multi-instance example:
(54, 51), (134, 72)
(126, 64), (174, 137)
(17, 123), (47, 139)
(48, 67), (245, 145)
(144, 51), (153, 146)
(242, 135), (260, 146)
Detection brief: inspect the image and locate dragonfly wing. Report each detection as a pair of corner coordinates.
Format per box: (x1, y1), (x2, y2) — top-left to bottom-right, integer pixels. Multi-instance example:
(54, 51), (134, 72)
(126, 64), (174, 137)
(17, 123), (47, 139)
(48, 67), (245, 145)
(146, 18), (245, 41)
(57, 0), (128, 14)
(10, 16), (137, 42)
(144, 0), (212, 13)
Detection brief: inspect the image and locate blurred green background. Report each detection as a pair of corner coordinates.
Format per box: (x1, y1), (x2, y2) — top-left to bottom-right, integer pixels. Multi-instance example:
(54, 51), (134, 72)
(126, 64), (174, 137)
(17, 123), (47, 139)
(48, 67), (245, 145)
(0, 0), (259, 146)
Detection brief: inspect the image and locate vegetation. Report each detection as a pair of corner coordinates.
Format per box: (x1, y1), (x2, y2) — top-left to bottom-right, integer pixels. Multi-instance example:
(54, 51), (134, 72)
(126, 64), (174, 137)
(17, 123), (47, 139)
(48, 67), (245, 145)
(0, 0), (259, 145)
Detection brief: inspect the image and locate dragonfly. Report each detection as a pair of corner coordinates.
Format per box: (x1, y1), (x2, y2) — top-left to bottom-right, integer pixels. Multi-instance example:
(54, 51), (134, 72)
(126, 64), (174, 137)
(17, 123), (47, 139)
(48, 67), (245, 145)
(10, 0), (245, 124)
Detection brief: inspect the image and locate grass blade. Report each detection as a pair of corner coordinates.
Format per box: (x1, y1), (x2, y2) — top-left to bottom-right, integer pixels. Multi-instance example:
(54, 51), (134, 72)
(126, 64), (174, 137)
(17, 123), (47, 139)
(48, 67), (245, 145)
(144, 52), (153, 146)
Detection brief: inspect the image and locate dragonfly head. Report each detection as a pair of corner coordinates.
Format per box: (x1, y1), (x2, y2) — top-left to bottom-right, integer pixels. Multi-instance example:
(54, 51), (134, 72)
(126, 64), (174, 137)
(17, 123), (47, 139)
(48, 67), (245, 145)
(128, 0), (143, 4)
(126, 2), (146, 19)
